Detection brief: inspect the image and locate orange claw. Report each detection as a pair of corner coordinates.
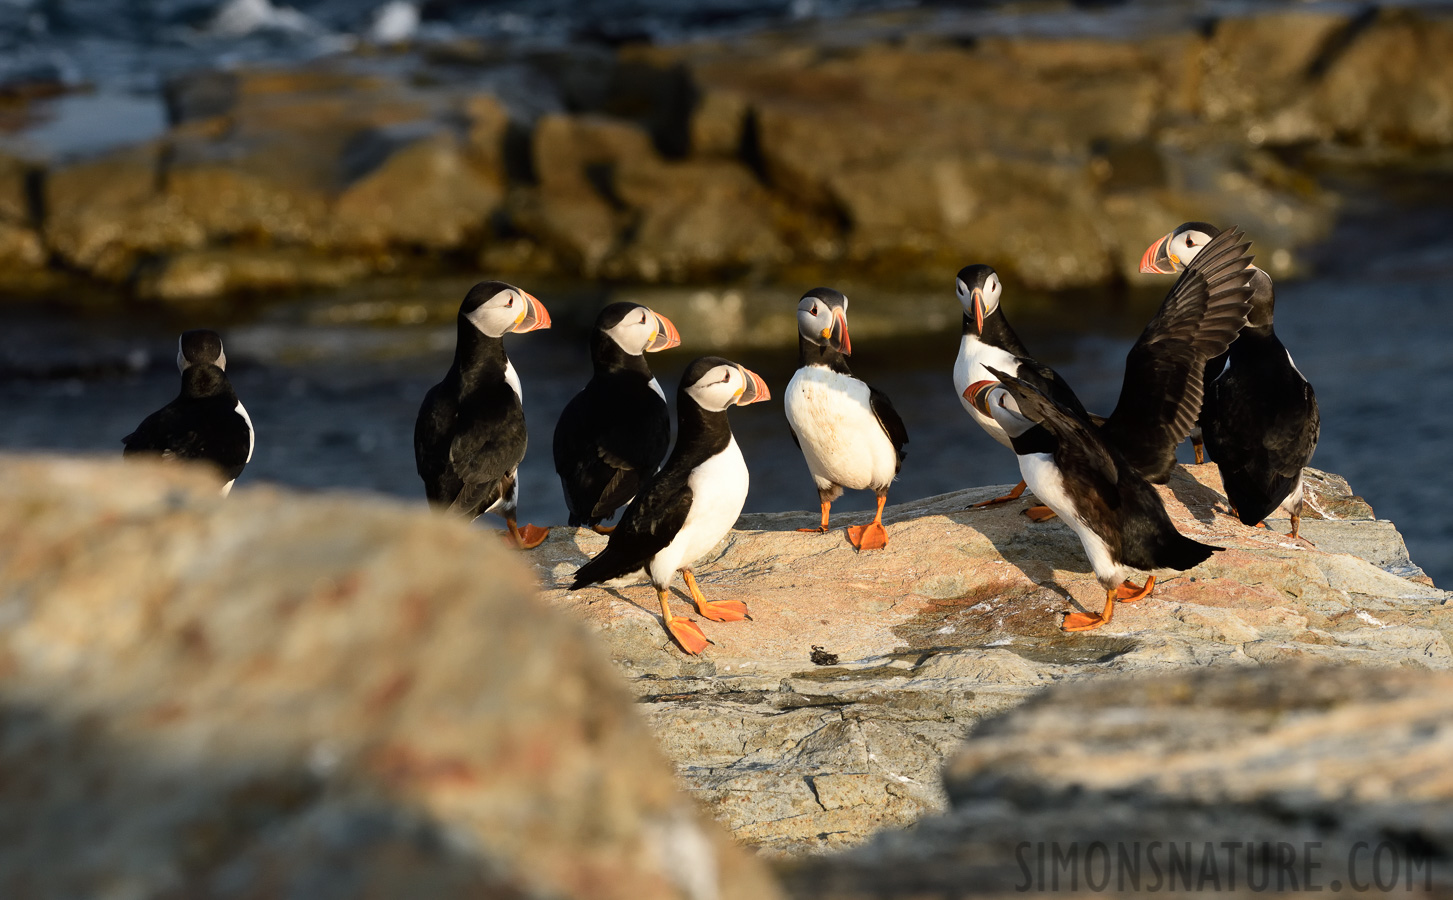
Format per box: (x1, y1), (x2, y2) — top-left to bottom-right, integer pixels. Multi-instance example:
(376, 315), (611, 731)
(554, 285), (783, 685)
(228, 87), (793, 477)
(683, 569), (750, 622)
(507, 520), (550, 549)
(1114, 575), (1156, 602)
(972, 479), (1027, 509)
(1024, 505), (1058, 523)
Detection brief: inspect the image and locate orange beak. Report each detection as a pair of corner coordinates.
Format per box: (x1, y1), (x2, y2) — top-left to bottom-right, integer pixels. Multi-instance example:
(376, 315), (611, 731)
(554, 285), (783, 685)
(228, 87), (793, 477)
(646, 311), (681, 352)
(736, 365), (771, 405)
(972, 288), (985, 333)
(832, 307), (851, 356)
(1139, 234), (1178, 275)
(963, 379), (998, 416)
(512, 291), (551, 332)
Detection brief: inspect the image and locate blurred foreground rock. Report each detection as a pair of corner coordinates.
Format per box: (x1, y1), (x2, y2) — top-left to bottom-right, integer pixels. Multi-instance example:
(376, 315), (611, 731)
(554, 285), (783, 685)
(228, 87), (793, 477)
(534, 465), (1450, 857)
(0, 455), (783, 900)
(4, 7), (1453, 300)
(782, 665), (1453, 898)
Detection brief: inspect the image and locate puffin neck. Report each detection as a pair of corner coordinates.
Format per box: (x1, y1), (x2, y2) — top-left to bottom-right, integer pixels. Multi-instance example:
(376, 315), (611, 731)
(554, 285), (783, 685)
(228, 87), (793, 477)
(453, 316), (511, 393)
(798, 335), (852, 374)
(590, 330), (653, 378)
(180, 363), (234, 401)
(976, 309), (1033, 358)
(670, 393), (734, 468)
(1245, 267), (1277, 331)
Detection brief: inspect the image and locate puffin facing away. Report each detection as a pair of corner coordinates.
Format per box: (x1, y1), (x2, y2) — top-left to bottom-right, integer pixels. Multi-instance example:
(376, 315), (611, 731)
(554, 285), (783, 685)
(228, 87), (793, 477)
(784, 288), (908, 550)
(553, 302), (681, 533)
(952, 265), (1089, 519)
(1142, 222), (1320, 540)
(976, 367), (1221, 631)
(571, 357), (770, 655)
(415, 280), (552, 549)
(122, 329), (254, 495)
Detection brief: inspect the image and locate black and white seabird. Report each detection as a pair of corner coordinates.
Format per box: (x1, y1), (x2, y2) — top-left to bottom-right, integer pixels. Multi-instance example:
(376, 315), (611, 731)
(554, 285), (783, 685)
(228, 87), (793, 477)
(974, 366), (1221, 631)
(122, 329), (254, 495)
(553, 302), (682, 533)
(1141, 222), (1320, 540)
(570, 357), (770, 655)
(952, 265), (1090, 519)
(414, 280), (553, 549)
(783, 288), (908, 550)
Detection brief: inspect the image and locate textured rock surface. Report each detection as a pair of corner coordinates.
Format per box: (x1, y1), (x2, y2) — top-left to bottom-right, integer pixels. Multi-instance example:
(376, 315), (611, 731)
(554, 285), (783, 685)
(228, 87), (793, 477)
(0, 455), (784, 900)
(534, 465), (1449, 857)
(782, 665), (1453, 897)
(6, 8), (1453, 300)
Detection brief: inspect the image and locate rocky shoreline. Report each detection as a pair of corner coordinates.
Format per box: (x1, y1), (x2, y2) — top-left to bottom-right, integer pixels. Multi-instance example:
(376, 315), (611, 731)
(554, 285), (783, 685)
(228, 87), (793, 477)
(0, 454), (1448, 897)
(3, 6), (1452, 303)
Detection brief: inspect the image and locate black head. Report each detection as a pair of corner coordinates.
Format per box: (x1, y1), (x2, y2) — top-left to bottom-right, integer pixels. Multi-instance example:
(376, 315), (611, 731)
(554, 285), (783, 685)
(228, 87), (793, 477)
(178, 329), (225, 372)
(954, 265), (1003, 334)
(1140, 222), (1220, 274)
(795, 288), (851, 355)
(595, 301), (681, 356)
(679, 356), (771, 412)
(180, 362), (231, 399)
(459, 280), (551, 338)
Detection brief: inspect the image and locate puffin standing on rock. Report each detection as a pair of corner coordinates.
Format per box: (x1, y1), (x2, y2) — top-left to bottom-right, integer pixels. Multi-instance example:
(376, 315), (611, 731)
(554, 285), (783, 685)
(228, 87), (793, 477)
(571, 357), (770, 655)
(122, 329), (254, 496)
(1141, 222), (1320, 540)
(962, 225), (1258, 629)
(414, 280), (552, 549)
(553, 302), (681, 533)
(784, 288), (908, 550)
(952, 265), (1088, 521)
(974, 367), (1221, 630)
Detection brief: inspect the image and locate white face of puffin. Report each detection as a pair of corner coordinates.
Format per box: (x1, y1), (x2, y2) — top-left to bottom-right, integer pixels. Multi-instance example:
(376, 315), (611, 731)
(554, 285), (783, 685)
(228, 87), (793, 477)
(1140, 224), (1216, 274)
(465, 286), (552, 338)
(605, 305), (681, 356)
(955, 269), (1002, 331)
(796, 294), (851, 354)
(686, 363), (772, 412)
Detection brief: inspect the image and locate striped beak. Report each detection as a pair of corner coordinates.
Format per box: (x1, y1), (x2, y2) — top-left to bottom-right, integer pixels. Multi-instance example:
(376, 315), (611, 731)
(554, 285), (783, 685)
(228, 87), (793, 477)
(972, 288), (986, 333)
(512, 291), (552, 332)
(735, 365), (771, 405)
(646, 311), (681, 352)
(828, 307), (852, 356)
(1139, 234), (1179, 275)
(963, 379), (999, 416)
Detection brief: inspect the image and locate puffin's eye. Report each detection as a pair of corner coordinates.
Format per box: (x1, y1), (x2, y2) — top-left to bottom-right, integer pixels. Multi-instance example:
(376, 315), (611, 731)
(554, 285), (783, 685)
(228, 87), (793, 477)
(506, 297), (514, 307)
(1186, 237), (1197, 248)
(641, 311), (648, 323)
(810, 305), (818, 316)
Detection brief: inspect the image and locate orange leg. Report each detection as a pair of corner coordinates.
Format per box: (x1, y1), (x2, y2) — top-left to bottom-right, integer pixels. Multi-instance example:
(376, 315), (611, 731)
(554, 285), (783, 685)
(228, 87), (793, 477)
(683, 568), (749, 622)
(972, 480), (1027, 509)
(1024, 505), (1058, 523)
(797, 498), (832, 533)
(1290, 510), (1315, 545)
(591, 524), (615, 535)
(1113, 574), (1156, 603)
(846, 494), (890, 551)
(657, 585), (709, 654)
(1193, 439), (1205, 465)
(1064, 588), (1116, 632)
(506, 518), (550, 549)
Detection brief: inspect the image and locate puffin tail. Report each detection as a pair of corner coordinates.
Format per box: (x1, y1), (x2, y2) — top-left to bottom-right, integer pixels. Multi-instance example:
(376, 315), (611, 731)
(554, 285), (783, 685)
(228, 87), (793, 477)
(1156, 529), (1220, 573)
(570, 543), (638, 591)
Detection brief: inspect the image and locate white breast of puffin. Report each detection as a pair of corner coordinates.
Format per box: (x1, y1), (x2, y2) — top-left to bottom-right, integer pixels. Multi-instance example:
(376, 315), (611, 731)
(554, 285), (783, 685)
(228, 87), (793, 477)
(648, 437), (749, 584)
(784, 366), (897, 492)
(1018, 451), (1126, 587)
(954, 335), (1017, 449)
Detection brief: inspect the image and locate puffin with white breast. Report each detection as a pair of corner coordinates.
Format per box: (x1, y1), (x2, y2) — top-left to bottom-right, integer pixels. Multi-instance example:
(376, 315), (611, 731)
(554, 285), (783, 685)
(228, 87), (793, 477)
(1141, 222), (1320, 540)
(571, 356), (770, 655)
(784, 288), (908, 550)
(553, 301), (681, 533)
(415, 280), (552, 549)
(973, 366), (1221, 630)
(952, 265), (1089, 519)
(122, 329), (254, 496)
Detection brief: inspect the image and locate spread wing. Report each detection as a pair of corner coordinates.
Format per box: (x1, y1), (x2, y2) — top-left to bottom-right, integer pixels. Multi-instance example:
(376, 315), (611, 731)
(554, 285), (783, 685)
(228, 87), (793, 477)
(868, 385), (909, 469)
(1098, 226), (1255, 482)
(571, 470), (693, 588)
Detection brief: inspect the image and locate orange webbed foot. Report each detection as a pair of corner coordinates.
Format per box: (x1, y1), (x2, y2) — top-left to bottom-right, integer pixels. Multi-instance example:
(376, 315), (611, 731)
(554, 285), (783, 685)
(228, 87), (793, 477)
(591, 524), (616, 535)
(1024, 505), (1058, 523)
(1114, 575), (1156, 603)
(509, 523), (550, 549)
(695, 599), (750, 622)
(665, 616), (711, 655)
(970, 480), (1027, 510)
(846, 520), (889, 551)
(796, 525), (830, 534)
(1062, 611), (1111, 631)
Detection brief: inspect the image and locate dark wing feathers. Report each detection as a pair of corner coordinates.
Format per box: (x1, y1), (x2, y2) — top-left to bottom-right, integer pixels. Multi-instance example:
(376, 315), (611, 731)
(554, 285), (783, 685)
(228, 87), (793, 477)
(571, 473), (693, 588)
(1099, 226), (1255, 482)
(986, 364), (1118, 490)
(868, 385), (909, 469)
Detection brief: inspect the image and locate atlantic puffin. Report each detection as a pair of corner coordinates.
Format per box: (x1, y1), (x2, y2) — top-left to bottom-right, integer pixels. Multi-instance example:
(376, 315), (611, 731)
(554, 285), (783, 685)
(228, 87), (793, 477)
(553, 302), (681, 533)
(414, 280), (552, 549)
(974, 366), (1221, 631)
(570, 356), (770, 654)
(952, 265), (1089, 519)
(122, 329), (254, 496)
(784, 288), (908, 550)
(1141, 222), (1320, 540)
